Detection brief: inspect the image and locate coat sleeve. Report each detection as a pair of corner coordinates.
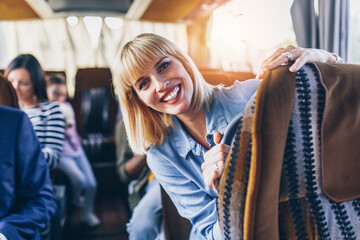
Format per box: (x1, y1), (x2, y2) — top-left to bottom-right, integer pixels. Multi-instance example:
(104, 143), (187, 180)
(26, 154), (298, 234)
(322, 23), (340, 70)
(0, 112), (57, 240)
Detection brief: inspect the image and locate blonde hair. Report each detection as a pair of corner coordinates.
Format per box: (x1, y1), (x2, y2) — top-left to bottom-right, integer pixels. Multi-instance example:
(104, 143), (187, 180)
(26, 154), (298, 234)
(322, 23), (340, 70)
(113, 33), (215, 154)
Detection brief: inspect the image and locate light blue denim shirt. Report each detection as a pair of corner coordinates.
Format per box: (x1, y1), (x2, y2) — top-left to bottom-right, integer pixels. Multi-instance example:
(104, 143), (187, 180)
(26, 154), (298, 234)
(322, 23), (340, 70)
(147, 79), (260, 239)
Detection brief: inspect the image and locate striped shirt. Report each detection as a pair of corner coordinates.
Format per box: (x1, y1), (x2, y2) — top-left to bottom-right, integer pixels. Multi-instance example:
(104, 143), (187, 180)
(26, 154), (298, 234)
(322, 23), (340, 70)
(24, 101), (65, 169)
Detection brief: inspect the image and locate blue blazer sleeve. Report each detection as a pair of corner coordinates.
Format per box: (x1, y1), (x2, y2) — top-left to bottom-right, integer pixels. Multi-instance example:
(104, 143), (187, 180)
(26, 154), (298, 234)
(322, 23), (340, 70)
(0, 107), (57, 240)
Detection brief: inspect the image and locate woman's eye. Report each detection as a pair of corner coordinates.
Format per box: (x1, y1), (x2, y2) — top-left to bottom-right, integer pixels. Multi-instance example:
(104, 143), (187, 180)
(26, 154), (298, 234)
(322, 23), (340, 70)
(158, 62), (170, 72)
(139, 80), (148, 90)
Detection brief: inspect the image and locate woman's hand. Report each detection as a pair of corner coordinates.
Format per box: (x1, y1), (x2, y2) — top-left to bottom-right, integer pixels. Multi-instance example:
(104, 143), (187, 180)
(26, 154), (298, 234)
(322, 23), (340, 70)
(256, 45), (342, 79)
(201, 131), (230, 191)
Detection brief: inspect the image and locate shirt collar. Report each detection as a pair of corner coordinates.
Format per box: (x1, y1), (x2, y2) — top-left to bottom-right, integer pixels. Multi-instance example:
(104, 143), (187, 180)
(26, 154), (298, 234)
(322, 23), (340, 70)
(171, 116), (191, 158)
(205, 97), (228, 147)
(170, 98), (229, 159)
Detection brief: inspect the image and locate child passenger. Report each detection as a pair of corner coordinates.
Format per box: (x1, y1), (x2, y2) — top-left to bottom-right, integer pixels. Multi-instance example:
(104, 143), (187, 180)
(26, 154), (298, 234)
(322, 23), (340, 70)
(113, 33), (341, 239)
(46, 76), (100, 228)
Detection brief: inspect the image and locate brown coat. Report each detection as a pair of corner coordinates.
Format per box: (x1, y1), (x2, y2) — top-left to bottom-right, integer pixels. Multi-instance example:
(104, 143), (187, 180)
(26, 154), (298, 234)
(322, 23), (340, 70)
(218, 62), (360, 240)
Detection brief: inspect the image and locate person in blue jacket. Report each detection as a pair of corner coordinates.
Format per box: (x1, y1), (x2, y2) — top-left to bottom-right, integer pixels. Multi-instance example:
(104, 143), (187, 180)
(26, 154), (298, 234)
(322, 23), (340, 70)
(0, 104), (57, 240)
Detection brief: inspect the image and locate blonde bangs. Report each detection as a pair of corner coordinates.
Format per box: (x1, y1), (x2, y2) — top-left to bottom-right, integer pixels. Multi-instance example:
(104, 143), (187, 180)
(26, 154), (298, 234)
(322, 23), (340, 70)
(120, 39), (174, 87)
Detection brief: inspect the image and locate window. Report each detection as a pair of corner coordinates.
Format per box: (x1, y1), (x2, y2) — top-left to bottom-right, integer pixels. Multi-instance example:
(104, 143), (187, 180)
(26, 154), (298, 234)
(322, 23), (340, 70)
(349, 0), (360, 63)
(208, 0), (296, 73)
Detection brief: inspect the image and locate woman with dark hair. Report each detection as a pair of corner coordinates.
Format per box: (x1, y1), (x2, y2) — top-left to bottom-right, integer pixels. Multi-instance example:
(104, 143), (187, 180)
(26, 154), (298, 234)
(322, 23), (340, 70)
(5, 54), (65, 169)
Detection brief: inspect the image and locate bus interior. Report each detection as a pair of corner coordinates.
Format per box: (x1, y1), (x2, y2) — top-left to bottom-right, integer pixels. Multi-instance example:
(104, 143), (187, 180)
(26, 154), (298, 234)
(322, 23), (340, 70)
(0, 0), (360, 239)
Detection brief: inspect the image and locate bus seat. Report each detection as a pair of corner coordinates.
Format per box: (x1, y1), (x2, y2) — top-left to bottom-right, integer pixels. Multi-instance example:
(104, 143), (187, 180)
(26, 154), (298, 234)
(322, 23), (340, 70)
(200, 69), (256, 86)
(73, 67), (118, 165)
(161, 186), (191, 240)
(0, 73), (19, 108)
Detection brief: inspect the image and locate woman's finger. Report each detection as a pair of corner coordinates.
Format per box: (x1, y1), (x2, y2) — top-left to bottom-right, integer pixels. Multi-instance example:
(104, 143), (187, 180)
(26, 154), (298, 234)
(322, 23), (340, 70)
(265, 49), (300, 70)
(203, 160), (224, 191)
(289, 52), (310, 72)
(256, 46), (297, 79)
(213, 130), (222, 145)
(203, 144), (230, 161)
(260, 47), (285, 67)
(201, 151), (228, 170)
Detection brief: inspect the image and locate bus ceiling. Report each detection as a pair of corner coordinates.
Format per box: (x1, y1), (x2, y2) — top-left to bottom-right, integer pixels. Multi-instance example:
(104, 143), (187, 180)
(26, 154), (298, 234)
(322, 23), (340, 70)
(0, 0), (230, 23)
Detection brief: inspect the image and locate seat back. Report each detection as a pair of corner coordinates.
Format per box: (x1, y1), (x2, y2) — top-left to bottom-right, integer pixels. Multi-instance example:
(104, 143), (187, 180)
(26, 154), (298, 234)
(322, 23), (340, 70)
(161, 186), (191, 240)
(73, 67), (118, 138)
(81, 88), (109, 137)
(45, 71), (67, 82)
(72, 68), (118, 165)
(200, 69), (255, 86)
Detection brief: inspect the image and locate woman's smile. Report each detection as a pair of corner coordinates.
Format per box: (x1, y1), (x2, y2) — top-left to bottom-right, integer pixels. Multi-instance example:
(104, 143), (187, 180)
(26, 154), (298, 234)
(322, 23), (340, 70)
(161, 84), (181, 102)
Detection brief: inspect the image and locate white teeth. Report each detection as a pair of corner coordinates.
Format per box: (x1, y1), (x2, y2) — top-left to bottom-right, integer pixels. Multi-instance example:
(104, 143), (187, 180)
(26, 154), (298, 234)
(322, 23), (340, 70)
(163, 86), (180, 102)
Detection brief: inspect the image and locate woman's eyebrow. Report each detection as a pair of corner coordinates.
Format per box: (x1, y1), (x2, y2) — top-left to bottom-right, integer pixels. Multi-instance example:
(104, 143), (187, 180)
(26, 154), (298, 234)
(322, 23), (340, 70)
(135, 57), (168, 85)
(154, 57), (167, 68)
(135, 76), (144, 86)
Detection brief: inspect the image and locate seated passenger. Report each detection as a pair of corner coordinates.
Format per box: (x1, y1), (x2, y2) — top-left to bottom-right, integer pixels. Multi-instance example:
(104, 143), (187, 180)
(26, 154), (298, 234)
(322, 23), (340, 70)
(112, 33), (342, 238)
(0, 74), (57, 240)
(46, 76), (100, 228)
(5, 54), (65, 170)
(116, 120), (162, 240)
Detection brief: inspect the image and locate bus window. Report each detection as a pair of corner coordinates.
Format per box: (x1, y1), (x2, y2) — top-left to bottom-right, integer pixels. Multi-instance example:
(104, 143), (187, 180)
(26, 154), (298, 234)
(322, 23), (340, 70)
(350, 0), (360, 63)
(207, 0), (296, 73)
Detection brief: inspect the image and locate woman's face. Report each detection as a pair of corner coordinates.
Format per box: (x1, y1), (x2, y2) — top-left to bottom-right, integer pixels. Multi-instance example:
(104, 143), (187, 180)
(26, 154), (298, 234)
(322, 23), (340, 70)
(7, 68), (35, 103)
(132, 55), (194, 116)
(47, 84), (68, 103)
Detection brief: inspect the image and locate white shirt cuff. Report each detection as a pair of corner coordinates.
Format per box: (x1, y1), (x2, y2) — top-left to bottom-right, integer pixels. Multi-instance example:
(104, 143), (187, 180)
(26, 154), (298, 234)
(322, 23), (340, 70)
(0, 233), (8, 240)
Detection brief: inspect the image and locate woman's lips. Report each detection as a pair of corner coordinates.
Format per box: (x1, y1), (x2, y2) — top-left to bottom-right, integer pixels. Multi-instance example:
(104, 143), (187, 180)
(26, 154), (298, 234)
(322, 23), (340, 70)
(162, 84), (180, 102)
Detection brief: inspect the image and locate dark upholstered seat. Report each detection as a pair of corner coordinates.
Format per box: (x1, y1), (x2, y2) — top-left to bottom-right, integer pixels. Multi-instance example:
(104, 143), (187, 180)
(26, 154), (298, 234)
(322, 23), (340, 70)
(73, 68), (118, 165)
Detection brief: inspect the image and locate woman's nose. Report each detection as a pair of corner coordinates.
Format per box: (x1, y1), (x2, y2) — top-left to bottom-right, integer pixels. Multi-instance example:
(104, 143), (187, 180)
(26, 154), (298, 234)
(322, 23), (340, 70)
(154, 77), (169, 92)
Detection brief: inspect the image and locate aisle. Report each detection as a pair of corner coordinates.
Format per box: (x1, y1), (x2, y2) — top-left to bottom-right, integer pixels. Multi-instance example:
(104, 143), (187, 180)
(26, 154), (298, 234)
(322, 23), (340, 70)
(62, 164), (130, 240)
(64, 192), (129, 240)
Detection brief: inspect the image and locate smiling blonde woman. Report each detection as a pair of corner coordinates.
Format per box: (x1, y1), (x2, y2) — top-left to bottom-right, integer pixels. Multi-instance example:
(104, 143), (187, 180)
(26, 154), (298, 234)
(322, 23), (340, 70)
(113, 33), (339, 239)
